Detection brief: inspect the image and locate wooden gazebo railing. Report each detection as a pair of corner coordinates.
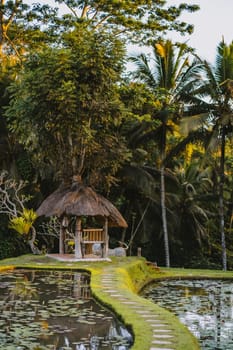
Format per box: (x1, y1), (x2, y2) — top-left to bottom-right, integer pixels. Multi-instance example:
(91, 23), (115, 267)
(82, 228), (104, 243)
(61, 221), (109, 259)
(81, 228), (105, 257)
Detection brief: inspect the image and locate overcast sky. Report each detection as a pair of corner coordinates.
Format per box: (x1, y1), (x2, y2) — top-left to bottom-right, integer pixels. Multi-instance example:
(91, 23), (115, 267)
(165, 0), (233, 63)
(27, 0), (233, 64)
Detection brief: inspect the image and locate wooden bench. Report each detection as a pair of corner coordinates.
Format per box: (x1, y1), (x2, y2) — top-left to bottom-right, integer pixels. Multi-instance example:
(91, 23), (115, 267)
(81, 228), (105, 257)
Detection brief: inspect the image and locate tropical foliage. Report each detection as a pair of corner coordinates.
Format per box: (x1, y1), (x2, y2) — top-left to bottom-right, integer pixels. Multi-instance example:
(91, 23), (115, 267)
(0, 0), (232, 269)
(181, 40), (233, 270)
(9, 208), (37, 236)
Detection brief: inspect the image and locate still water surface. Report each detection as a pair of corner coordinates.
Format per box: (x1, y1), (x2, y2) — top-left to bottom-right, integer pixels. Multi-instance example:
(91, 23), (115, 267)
(0, 269), (133, 350)
(142, 279), (233, 350)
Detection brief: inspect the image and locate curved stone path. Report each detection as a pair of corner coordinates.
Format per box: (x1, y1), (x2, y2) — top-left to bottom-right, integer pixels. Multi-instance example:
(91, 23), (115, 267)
(0, 254), (200, 349)
(99, 267), (178, 350)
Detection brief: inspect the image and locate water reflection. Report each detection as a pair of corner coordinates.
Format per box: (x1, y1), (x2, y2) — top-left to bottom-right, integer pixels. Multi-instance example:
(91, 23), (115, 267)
(142, 279), (233, 350)
(0, 269), (133, 350)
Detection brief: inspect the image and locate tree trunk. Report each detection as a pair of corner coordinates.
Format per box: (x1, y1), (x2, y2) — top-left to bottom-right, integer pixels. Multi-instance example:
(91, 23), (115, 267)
(161, 165), (170, 267)
(75, 217), (82, 259)
(0, 0), (4, 58)
(59, 225), (65, 254)
(160, 120), (170, 267)
(103, 218), (108, 258)
(28, 226), (41, 255)
(219, 127), (227, 270)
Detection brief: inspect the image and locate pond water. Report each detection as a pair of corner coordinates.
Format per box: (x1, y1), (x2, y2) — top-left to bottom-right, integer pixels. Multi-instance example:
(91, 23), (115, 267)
(0, 269), (133, 350)
(141, 279), (233, 350)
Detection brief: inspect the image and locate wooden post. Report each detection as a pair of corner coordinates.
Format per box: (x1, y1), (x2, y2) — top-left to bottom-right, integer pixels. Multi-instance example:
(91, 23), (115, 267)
(59, 225), (64, 254)
(137, 247), (142, 257)
(103, 218), (108, 258)
(75, 217), (82, 259)
(60, 216), (68, 254)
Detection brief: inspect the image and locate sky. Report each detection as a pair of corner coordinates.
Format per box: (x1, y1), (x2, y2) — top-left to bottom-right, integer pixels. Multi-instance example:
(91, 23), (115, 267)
(27, 0), (233, 64)
(165, 0), (233, 63)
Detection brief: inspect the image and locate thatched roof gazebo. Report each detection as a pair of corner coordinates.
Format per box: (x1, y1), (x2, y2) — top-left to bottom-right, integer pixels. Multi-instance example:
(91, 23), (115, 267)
(36, 177), (127, 259)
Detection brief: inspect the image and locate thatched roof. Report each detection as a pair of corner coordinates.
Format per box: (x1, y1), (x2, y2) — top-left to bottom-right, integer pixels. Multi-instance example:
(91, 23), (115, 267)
(36, 181), (127, 228)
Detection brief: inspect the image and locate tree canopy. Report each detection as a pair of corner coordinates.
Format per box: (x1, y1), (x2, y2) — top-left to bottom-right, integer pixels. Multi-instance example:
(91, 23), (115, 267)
(32, 0), (199, 44)
(5, 27), (130, 189)
(0, 0), (232, 270)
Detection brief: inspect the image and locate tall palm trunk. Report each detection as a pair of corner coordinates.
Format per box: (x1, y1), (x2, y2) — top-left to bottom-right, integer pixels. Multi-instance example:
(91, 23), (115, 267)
(219, 126), (227, 270)
(131, 40), (199, 267)
(160, 121), (170, 267)
(161, 164), (170, 267)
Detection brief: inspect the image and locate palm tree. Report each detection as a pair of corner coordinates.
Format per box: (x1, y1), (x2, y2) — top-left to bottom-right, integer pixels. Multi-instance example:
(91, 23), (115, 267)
(182, 40), (233, 270)
(130, 40), (201, 266)
(170, 163), (214, 260)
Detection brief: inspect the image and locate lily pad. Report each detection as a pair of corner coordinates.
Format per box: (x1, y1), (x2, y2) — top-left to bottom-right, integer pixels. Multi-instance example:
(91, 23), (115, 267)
(142, 278), (233, 350)
(0, 269), (132, 350)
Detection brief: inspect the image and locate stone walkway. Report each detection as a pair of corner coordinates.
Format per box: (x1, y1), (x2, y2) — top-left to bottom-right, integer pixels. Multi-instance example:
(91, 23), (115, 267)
(44, 254), (197, 349)
(100, 268), (177, 350)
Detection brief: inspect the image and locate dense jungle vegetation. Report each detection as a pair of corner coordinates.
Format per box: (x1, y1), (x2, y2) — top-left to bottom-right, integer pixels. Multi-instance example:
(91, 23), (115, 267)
(0, 0), (232, 270)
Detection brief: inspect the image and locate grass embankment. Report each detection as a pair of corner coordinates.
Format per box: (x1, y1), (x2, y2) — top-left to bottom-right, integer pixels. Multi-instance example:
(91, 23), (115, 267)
(1, 255), (232, 349)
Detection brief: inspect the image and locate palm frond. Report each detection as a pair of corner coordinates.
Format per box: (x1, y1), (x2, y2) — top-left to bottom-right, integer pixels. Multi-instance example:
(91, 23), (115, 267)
(155, 43), (166, 58)
(130, 54), (157, 89)
(174, 58), (204, 100)
(207, 125), (220, 152)
(153, 40), (175, 89)
(215, 40), (233, 83)
(180, 113), (210, 135)
(143, 165), (180, 191)
(165, 129), (209, 163)
(125, 120), (152, 148)
(121, 164), (158, 199)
